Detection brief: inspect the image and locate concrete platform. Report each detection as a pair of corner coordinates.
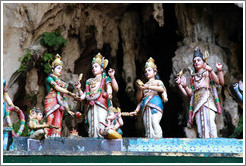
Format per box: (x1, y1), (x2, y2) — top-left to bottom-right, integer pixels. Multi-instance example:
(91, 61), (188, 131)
(3, 137), (243, 156)
(3, 127), (243, 163)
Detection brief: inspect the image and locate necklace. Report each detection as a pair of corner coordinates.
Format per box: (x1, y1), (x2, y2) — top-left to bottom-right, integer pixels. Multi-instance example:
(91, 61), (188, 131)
(86, 73), (106, 99)
(192, 70), (206, 83)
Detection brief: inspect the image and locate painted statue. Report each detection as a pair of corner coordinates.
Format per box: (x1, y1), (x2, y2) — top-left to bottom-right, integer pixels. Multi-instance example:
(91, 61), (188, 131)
(99, 107), (123, 139)
(29, 107), (59, 140)
(129, 57), (168, 138)
(44, 54), (76, 137)
(3, 79), (20, 120)
(75, 53), (113, 138)
(233, 80), (243, 103)
(175, 47), (224, 138)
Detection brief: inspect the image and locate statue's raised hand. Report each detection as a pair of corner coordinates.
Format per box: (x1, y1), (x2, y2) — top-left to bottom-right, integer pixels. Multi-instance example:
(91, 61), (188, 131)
(175, 76), (181, 85)
(75, 80), (81, 90)
(233, 83), (239, 91)
(216, 63), (223, 71)
(180, 75), (187, 88)
(108, 68), (115, 78)
(239, 80), (243, 92)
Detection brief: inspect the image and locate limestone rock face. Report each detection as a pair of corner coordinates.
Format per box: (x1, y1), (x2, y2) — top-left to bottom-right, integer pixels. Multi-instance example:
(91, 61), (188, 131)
(25, 68), (39, 95)
(120, 11), (140, 95)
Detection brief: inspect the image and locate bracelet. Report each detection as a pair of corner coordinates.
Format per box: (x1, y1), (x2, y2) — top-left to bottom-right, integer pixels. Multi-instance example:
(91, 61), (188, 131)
(209, 69), (213, 72)
(111, 76), (115, 79)
(183, 85), (187, 88)
(217, 69), (223, 72)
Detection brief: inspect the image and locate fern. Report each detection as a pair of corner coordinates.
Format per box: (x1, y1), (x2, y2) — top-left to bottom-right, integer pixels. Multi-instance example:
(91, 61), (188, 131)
(41, 30), (67, 51)
(17, 49), (33, 73)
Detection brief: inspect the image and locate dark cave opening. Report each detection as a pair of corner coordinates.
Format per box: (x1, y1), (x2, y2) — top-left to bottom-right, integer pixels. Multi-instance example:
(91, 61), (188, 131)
(117, 4), (185, 138)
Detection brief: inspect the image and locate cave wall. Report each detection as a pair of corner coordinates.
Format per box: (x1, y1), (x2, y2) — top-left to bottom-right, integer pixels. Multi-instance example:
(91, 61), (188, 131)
(2, 3), (243, 138)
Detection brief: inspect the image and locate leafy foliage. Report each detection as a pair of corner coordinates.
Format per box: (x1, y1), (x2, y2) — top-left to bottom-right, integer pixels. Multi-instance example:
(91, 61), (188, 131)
(40, 53), (53, 75)
(12, 120), (29, 137)
(230, 115), (243, 138)
(17, 49), (33, 73)
(41, 31), (67, 51)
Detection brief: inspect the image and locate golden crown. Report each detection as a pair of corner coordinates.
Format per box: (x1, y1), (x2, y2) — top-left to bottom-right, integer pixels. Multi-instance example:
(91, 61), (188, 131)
(145, 57), (157, 71)
(51, 54), (63, 68)
(92, 53), (108, 69)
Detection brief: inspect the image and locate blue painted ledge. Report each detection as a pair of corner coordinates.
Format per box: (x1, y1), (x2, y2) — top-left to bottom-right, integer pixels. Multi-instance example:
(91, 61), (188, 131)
(3, 137), (243, 158)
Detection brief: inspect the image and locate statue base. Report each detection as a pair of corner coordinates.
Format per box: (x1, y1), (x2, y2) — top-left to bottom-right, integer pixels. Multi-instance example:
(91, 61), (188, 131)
(3, 137), (243, 163)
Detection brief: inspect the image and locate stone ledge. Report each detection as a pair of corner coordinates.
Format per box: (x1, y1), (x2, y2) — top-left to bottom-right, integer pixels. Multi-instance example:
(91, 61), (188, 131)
(3, 151), (243, 158)
(3, 135), (243, 158)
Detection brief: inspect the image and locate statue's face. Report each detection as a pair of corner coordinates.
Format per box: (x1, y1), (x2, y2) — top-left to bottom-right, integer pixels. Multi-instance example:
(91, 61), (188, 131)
(29, 111), (37, 119)
(92, 63), (103, 76)
(193, 57), (204, 70)
(53, 65), (63, 77)
(37, 112), (43, 121)
(145, 67), (156, 79)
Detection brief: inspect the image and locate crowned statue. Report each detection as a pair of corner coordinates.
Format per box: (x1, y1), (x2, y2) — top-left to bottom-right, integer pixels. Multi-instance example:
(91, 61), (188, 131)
(75, 53), (114, 138)
(129, 57), (168, 138)
(175, 47), (224, 138)
(44, 54), (76, 137)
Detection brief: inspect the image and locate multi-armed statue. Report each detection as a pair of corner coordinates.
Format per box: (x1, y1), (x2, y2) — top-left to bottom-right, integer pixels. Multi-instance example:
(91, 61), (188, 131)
(175, 47), (224, 138)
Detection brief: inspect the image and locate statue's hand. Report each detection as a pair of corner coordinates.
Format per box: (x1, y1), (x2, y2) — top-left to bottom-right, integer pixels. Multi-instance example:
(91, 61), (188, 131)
(116, 112), (122, 118)
(216, 63), (223, 71)
(188, 111), (193, 127)
(108, 68), (115, 78)
(233, 83), (239, 91)
(180, 75), (187, 87)
(239, 80), (243, 92)
(68, 110), (75, 116)
(175, 76), (181, 85)
(187, 122), (192, 129)
(75, 81), (81, 90)
(49, 124), (59, 129)
(163, 97), (168, 103)
(129, 111), (137, 116)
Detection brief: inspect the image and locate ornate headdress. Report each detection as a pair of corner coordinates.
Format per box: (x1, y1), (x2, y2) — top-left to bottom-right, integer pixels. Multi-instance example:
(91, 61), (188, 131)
(145, 57), (157, 71)
(193, 47), (204, 61)
(193, 47), (209, 62)
(51, 54), (63, 69)
(92, 53), (108, 69)
(29, 107), (41, 114)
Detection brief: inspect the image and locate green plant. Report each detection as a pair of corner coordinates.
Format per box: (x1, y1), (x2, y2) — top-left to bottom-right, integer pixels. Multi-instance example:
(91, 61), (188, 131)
(12, 120), (29, 137)
(17, 49), (33, 73)
(41, 30), (67, 51)
(40, 53), (53, 75)
(230, 115), (243, 138)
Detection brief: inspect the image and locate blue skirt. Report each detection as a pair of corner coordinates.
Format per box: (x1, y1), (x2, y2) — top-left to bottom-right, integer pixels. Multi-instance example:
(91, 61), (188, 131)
(141, 95), (164, 114)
